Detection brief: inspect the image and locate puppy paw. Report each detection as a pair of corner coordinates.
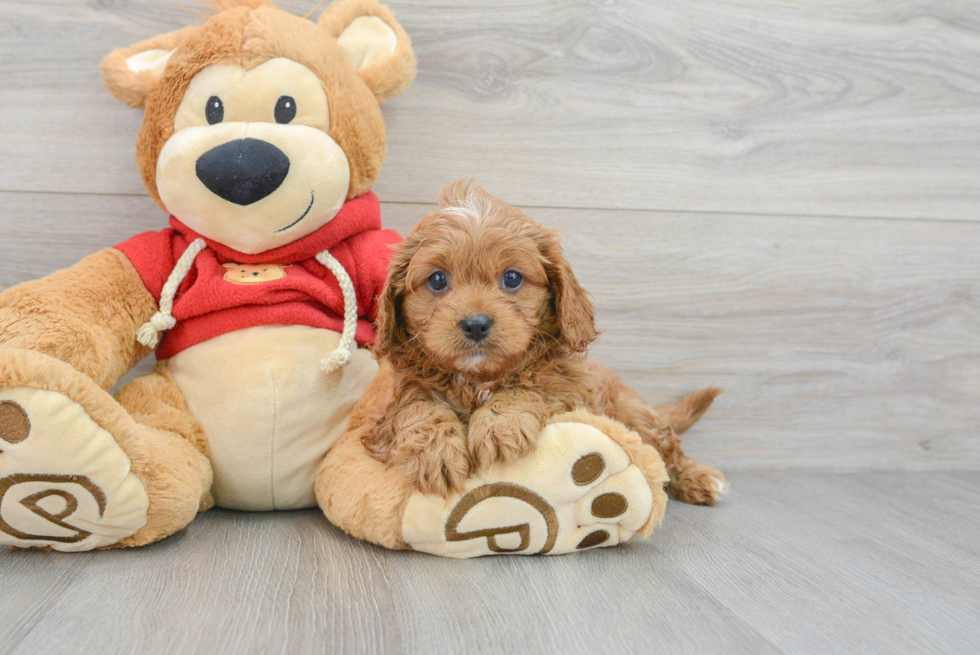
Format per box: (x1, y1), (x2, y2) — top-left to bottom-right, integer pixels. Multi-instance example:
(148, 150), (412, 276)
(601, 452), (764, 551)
(669, 463), (728, 505)
(467, 406), (541, 472)
(388, 415), (470, 498)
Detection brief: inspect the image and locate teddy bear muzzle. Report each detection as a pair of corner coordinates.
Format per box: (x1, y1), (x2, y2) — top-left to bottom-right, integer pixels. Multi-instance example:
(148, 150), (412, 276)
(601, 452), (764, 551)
(195, 137), (290, 206)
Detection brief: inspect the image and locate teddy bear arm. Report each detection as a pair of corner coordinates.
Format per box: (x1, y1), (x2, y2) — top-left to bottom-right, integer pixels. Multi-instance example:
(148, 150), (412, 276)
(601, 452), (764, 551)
(0, 248), (157, 390)
(319, 394), (674, 557)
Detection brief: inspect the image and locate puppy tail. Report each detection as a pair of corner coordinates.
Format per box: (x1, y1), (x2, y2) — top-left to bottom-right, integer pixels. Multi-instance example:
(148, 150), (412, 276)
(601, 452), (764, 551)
(656, 387), (722, 435)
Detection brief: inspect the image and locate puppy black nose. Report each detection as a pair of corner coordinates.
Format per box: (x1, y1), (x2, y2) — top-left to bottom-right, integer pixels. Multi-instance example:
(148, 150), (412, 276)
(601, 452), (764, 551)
(460, 315), (493, 342)
(195, 138), (290, 206)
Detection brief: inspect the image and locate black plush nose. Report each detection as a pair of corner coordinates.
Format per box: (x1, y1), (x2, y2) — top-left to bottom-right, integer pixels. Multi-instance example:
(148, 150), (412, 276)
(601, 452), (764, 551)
(195, 138), (290, 206)
(459, 315), (493, 343)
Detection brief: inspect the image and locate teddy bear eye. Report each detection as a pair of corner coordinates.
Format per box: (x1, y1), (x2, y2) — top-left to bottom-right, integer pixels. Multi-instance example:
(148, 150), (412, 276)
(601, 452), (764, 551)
(275, 96), (296, 124)
(206, 96), (224, 125)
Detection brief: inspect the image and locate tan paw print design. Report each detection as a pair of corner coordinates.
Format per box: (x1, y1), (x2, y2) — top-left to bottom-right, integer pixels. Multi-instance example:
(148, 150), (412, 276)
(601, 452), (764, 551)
(402, 412), (670, 558)
(222, 263), (290, 285)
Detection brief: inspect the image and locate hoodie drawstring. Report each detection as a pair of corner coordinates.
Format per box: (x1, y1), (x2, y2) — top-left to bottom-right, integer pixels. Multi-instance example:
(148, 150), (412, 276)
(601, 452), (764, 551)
(315, 249), (357, 373)
(136, 238), (208, 349)
(133, 238), (358, 373)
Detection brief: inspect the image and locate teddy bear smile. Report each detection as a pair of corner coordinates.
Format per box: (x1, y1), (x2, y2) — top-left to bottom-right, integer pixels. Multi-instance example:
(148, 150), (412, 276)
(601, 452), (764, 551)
(275, 191), (315, 233)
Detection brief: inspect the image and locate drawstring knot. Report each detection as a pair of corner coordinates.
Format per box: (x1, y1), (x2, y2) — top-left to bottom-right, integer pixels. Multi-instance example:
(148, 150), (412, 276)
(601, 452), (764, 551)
(315, 249), (358, 373)
(135, 238), (207, 349)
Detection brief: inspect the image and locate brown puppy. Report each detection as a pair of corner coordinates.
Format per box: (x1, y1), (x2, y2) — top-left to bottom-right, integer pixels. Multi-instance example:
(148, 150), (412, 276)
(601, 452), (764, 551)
(365, 180), (727, 504)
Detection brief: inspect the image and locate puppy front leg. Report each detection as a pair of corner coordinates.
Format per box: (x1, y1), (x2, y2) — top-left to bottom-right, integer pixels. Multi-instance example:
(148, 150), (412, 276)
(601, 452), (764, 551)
(365, 398), (469, 497)
(468, 390), (552, 472)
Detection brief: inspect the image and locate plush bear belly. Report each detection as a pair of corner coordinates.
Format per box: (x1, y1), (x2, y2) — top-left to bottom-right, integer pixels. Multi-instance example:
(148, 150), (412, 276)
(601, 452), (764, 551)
(167, 325), (378, 511)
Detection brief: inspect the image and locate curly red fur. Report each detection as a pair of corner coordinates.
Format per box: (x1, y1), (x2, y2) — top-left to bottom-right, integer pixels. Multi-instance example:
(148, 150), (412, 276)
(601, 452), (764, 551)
(365, 181), (726, 502)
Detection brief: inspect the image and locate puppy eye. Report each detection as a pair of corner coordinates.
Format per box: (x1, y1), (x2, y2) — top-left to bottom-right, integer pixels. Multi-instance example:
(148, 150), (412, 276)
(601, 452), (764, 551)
(206, 96), (224, 125)
(427, 270), (449, 292)
(275, 96), (297, 124)
(502, 270), (523, 290)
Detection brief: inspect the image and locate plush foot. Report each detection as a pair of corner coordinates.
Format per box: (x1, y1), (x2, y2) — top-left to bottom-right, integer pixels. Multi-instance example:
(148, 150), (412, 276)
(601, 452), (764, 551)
(0, 387), (149, 551)
(401, 411), (669, 558)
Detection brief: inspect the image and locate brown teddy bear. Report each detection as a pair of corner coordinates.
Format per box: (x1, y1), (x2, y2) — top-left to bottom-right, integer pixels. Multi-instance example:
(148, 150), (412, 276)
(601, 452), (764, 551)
(0, 0), (416, 550)
(0, 0), (698, 557)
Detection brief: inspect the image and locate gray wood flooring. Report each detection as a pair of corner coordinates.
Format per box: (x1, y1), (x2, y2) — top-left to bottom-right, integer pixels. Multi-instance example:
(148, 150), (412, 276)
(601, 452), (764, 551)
(2, 473), (979, 655)
(1, 0), (979, 653)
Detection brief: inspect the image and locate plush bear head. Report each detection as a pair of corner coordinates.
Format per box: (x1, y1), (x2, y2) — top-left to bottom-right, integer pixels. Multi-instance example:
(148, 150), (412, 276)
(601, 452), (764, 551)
(100, 0), (415, 254)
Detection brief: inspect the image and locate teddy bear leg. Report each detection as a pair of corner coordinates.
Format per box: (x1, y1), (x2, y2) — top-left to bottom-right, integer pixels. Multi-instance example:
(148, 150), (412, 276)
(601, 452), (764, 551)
(315, 418), (417, 551)
(113, 363), (214, 547)
(317, 407), (670, 558)
(0, 349), (211, 551)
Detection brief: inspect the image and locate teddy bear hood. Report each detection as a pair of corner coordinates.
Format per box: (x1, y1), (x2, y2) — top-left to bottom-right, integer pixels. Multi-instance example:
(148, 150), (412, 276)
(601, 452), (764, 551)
(116, 189), (400, 365)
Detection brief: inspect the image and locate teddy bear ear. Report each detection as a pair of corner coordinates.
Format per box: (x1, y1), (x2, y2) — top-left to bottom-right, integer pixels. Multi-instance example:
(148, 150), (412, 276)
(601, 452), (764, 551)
(318, 0), (417, 102)
(99, 26), (196, 108)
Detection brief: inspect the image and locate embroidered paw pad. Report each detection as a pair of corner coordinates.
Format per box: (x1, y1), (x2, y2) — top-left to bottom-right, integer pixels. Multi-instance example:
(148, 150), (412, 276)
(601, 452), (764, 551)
(0, 388), (148, 552)
(402, 420), (663, 558)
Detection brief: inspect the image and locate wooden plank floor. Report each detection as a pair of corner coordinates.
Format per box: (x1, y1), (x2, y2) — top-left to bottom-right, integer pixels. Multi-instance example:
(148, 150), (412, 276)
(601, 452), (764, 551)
(1, 473), (978, 654)
(1, 0), (979, 653)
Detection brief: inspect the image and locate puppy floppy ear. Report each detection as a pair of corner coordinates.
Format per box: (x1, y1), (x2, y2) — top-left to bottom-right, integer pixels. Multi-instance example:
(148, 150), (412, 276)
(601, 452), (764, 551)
(319, 0), (417, 102)
(373, 233), (422, 359)
(539, 229), (598, 353)
(99, 26), (196, 108)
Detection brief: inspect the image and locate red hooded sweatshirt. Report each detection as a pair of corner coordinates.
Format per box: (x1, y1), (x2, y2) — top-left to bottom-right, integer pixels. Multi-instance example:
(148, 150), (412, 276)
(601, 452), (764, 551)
(115, 192), (400, 360)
